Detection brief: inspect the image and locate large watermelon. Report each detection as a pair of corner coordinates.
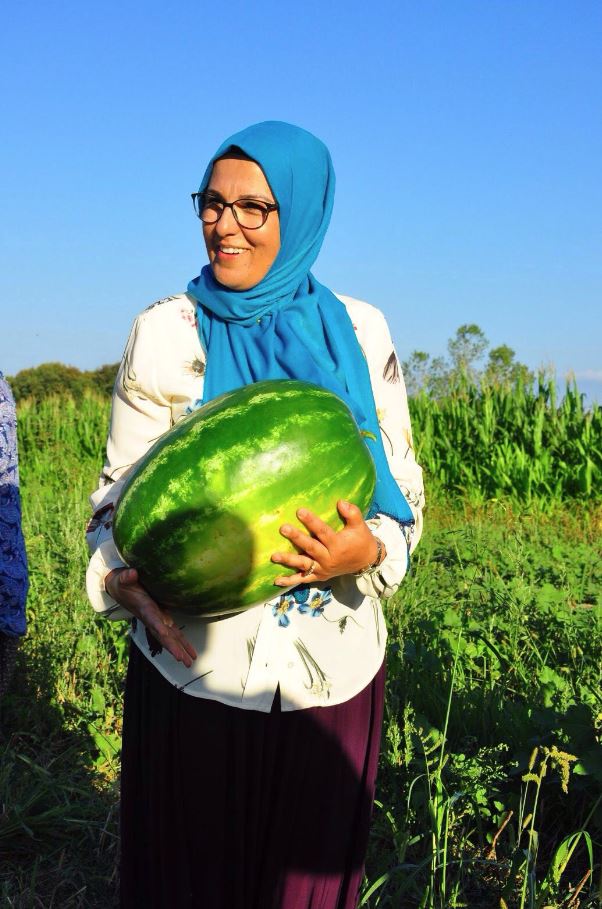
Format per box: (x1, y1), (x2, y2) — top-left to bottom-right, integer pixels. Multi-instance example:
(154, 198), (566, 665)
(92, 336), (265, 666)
(113, 379), (376, 616)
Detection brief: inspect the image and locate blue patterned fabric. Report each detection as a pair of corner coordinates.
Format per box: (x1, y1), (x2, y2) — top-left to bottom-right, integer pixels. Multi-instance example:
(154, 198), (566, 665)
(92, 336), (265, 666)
(0, 373), (28, 636)
(187, 121), (413, 526)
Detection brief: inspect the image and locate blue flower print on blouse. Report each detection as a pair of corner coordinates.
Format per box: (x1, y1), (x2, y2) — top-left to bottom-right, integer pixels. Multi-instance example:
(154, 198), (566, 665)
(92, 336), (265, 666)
(185, 398), (204, 415)
(298, 589), (332, 618)
(291, 586), (310, 607)
(272, 594), (295, 628)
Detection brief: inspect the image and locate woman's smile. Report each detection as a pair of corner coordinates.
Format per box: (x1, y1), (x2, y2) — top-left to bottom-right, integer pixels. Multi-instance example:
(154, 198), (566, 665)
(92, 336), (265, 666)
(215, 245), (248, 259)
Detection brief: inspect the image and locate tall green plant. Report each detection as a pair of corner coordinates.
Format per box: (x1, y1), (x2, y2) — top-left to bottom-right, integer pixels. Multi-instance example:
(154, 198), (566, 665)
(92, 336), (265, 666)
(409, 373), (601, 503)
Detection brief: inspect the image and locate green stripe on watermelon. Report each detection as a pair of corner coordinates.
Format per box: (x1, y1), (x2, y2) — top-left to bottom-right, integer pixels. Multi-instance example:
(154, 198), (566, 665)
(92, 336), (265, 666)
(113, 379), (376, 616)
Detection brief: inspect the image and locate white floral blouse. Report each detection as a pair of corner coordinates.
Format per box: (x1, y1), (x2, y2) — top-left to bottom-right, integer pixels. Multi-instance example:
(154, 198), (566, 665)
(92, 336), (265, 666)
(86, 293), (425, 711)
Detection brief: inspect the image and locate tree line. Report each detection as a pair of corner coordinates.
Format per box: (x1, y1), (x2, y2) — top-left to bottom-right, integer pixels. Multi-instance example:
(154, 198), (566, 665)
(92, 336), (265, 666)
(401, 323), (533, 397)
(7, 324), (532, 403)
(7, 362), (120, 403)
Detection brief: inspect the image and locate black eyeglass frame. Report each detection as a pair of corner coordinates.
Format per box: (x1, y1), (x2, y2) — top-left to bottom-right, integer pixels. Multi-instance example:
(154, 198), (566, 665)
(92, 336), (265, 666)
(191, 192), (279, 229)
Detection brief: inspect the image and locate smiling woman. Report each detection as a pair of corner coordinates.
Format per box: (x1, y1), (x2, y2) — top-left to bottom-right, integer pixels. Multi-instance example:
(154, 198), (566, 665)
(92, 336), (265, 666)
(85, 121), (425, 909)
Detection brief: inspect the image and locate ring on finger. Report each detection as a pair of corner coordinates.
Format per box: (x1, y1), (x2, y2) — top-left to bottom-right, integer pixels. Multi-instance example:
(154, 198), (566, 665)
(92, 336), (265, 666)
(302, 560), (316, 578)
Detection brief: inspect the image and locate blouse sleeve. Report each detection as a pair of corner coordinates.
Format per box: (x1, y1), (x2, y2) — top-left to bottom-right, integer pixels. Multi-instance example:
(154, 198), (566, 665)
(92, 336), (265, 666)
(0, 375), (28, 636)
(85, 311), (175, 619)
(353, 306), (425, 598)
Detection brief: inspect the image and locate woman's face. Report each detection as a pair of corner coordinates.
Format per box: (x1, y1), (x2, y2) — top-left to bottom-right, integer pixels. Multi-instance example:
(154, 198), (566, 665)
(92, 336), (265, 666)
(202, 156), (280, 291)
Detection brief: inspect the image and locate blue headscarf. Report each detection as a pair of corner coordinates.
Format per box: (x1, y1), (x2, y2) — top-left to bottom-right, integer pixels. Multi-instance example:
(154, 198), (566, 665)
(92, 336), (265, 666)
(187, 121), (413, 526)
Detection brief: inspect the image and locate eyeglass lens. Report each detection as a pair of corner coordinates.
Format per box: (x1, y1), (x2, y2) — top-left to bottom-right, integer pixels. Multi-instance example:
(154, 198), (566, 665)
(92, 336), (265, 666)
(194, 195), (271, 229)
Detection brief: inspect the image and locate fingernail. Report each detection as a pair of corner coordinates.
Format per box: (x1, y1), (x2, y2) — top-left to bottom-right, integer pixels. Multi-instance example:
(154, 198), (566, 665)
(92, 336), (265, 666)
(280, 525), (292, 535)
(297, 508), (308, 518)
(271, 553), (282, 562)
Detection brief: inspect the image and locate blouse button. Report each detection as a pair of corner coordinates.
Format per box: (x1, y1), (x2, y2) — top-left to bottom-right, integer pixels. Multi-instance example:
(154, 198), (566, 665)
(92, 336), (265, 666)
(287, 662), (294, 669)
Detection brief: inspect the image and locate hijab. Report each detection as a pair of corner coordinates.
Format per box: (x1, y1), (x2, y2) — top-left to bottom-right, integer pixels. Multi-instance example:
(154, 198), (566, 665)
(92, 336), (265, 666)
(187, 121), (413, 526)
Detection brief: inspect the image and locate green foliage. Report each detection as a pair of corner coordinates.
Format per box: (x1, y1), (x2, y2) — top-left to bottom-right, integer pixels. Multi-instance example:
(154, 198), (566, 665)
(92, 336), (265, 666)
(402, 324), (534, 397)
(402, 351), (450, 399)
(90, 363), (121, 399)
(9, 362), (89, 402)
(485, 344), (534, 390)
(447, 323), (489, 380)
(410, 373), (602, 502)
(8, 362), (119, 403)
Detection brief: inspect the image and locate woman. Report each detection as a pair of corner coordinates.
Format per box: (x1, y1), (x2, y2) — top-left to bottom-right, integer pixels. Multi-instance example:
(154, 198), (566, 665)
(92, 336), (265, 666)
(0, 371), (28, 698)
(87, 121), (424, 909)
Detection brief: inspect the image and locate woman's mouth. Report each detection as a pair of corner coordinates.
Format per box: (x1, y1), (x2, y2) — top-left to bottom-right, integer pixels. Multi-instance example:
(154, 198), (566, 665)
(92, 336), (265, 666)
(216, 246), (247, 260)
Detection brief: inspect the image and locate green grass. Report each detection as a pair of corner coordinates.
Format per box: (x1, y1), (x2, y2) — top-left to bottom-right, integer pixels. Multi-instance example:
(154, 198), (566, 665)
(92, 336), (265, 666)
(1, 395), (600, 907)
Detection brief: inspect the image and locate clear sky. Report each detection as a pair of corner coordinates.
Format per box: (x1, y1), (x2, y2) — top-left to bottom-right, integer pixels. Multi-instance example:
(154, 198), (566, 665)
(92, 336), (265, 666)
(1, 1), (601, 399)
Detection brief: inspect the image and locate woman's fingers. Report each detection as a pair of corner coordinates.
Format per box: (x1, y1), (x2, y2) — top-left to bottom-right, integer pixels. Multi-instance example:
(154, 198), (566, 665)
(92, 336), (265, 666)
(273, 572), (311, 587)
(278, 519), (328, 558)
(271, 549), (317, 586)
(140, 604), (197, 667)
(106, 567), (197, 668)
(296, 508), (337, 545)
(176, 631), (198, 663)
(278, 523), (317, 554)
(337, 499), (365, 526)
(270, 551), (314, 570)
(145, 608), (197, 666)
(155, 614), (197, 660)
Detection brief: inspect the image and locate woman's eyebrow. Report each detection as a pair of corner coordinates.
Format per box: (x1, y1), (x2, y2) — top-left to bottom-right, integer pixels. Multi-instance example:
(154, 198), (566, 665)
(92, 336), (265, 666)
(204, 189), (275, 203)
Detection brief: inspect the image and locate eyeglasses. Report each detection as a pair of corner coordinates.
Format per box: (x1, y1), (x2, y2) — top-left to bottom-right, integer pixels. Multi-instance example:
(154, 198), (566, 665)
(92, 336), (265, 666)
(191, 192), (279, 230)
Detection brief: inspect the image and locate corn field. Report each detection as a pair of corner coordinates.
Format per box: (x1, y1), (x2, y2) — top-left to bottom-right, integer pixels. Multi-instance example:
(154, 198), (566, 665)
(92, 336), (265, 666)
(409, 375), (601, 502)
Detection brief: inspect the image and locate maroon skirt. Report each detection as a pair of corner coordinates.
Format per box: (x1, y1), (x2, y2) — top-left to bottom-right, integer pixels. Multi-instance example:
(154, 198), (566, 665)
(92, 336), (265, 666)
(120, 643), (386, 909)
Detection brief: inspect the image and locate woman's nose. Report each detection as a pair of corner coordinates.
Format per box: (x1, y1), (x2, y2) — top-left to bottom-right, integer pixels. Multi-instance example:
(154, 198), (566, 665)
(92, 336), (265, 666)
(214, 205), (240, 235)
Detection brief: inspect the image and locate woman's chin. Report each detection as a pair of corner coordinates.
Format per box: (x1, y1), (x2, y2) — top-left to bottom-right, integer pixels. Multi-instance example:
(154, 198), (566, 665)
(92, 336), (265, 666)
(211, 264), (252, 292)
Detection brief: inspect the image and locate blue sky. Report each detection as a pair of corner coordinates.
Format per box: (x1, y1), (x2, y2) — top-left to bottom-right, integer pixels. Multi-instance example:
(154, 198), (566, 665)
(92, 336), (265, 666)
(1, 1), (600, 399)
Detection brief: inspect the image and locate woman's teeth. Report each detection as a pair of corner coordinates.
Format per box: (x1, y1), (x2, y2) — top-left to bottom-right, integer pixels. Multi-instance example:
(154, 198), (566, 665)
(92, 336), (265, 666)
(220, 247), (244, 254)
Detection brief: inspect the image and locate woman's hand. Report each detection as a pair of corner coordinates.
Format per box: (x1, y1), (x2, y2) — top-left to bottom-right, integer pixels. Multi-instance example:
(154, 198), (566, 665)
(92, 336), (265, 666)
(105, 567), (197, 668)
(271, 500), (385, 587)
